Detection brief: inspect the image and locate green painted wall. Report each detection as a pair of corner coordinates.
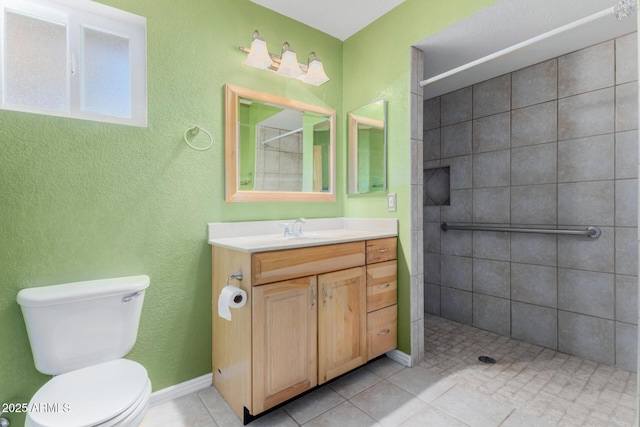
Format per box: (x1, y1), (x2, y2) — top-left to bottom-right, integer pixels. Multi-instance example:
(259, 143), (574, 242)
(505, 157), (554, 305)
(342, 0), (498, 354)
(0, 0), (501, 422)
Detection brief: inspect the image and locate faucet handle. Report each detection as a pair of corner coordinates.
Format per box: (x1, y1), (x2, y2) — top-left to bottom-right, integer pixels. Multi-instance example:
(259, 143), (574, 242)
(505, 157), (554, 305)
(292, 218), (306, 236)
(278, 222), (292, 237)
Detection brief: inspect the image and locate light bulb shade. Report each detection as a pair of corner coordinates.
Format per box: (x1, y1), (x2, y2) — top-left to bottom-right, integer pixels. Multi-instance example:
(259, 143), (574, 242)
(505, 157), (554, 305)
(244, 37), (273, 69)
(303, 58), (329, 86)
(277, 49), (304, 78)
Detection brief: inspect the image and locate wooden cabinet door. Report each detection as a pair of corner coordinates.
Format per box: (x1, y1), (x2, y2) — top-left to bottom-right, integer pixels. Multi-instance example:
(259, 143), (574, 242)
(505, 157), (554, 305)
(318, 266), (367, 383)
(252, 277), (318, 414)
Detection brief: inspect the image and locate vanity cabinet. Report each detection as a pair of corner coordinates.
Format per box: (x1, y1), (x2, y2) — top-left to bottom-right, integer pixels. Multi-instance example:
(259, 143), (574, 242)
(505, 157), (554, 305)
(212, 237), (396, 422)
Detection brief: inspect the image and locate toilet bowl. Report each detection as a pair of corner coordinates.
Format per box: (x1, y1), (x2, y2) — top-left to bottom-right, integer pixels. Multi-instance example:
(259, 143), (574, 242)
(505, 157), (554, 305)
(18, 276), (151, 427)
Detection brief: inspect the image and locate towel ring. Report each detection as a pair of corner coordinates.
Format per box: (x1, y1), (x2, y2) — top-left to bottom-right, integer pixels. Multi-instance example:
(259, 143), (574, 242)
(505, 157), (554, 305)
(184, 126), (213, 151)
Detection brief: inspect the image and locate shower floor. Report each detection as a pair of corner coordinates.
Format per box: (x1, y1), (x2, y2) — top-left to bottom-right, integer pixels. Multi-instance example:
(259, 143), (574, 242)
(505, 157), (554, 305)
(423, 313), (638, 426)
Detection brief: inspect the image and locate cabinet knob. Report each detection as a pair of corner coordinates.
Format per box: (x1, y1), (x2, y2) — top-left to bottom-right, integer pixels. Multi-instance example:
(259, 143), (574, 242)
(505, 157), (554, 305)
(377, 329), (391, 336)
(376, 248), (391, 253)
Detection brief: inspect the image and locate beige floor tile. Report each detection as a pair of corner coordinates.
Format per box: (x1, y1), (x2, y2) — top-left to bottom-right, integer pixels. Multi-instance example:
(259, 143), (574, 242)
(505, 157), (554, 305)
(386, 365), (456, 403)
(431, 385), (513, 427)
(364, 356), (405, 378)
(350, 380), (427, 427)
(329, 367), (383, 399)
(197, 386), (243, 427)
(302, 401), (381, 427)
(398, 404), (467, 426)
(501, 409), (554, 427)
(250, 408), (298, 427)
(144, 394), (216, 427)
(284, 385), (345, 424)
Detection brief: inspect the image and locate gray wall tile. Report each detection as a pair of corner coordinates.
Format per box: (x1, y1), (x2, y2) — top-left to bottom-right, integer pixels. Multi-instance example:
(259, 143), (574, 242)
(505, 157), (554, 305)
(473, 150), (510, 188)
(512, 59), (557, 109)
(441, 87), (472, 126)
(473, 112), (510, 153)
(425, 283), (441, 316)
(441, 287), (472, 324)
(473, 259), (510, 298)
(511, 233), (557, 266)
(558, 134), (615, 182)
(412, 92), (424, 140)
(424, 252), (440, 284)
(558, 181), (614, 226)
(511, 263), (558, 308)
(512, 301), (558, 349)
(442, 189), (472, 223)
(441, 255), (472, 291)
(423, 129), (440, 161)
(615, 179), (638, 227)
(616, 130), (639, 179)
(424, 97), (441, 131)
(615, 227), (638, 276)
(473, 74), (511, 118)
(616, 275), (638, 325)
(424, 222), (441, 254)
(616, 82), (639, 132)
(558, 88), (615, 140)
(616, 33), (638, 85)
(473, 187), (510, 224)
(511, 143), (557, 185)
(473, 294), (510, 335)
(511, 101), (557, 147)
(558, 311), (615, 365)
(616, 322), (638, 372)
(441, 155), (472, 190)
(511, 184), (557, 225)
(557, 226), (615, 273)
(441, 229), (472, 257)
(441, 121), (472, 158)
(424, 206), (441, 223)
(558, 40), (614, 98)
(558, 268), (615, 319)
(473, 231), (510, 261)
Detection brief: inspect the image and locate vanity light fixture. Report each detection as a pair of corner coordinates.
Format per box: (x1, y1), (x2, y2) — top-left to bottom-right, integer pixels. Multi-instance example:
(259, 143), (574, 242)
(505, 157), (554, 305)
(240, 30), (330, 86)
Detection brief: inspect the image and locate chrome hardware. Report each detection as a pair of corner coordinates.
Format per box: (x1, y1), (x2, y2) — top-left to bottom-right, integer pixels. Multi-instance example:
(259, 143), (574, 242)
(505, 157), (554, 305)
(122, 291), (142, 304)
(0, 411), (9, 427)
(441, 222), (601, 239)
(226, 270), (243, 286)
(377, 329), (391, 336)
(376, 248), (391, 253)
(377, 283), (391, 289)
(292, 218), (306, 236)
(279, 222), (293, 237)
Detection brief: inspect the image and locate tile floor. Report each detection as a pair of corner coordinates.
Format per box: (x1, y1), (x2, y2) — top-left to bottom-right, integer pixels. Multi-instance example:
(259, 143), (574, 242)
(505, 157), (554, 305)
(145, 314), (638, 426)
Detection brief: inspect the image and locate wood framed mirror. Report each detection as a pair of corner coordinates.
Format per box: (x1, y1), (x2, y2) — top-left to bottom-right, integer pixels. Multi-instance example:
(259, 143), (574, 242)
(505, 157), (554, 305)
(225, 84), (336, 202)
(347, 100), (387, 194)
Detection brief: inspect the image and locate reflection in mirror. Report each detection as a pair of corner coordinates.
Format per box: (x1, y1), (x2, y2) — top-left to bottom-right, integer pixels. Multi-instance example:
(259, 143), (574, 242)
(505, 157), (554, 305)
(348, 100), (387, 194)
(225, 84), (336, 202)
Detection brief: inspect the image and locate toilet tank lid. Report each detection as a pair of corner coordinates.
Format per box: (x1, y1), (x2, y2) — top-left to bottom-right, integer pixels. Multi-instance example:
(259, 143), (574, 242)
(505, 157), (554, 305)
(17, 275), (150, 307)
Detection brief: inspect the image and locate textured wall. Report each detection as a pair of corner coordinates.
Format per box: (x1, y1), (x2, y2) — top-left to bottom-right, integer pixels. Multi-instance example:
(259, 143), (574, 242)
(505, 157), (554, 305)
(423, 33), (638, 371)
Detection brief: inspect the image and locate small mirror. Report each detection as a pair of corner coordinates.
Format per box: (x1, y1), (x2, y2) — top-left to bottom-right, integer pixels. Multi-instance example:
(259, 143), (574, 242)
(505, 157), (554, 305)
(348, 100), (387, 194)
(225, 84), (336, 202)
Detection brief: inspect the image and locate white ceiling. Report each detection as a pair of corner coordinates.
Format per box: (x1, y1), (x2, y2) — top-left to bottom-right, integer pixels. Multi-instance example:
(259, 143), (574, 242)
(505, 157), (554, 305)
(250, 0), (406, 41)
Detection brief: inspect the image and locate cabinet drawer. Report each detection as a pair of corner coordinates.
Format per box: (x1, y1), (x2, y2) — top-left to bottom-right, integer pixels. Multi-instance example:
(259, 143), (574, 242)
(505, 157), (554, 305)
(252, 241), (366, 285)
(367, 305), (397, 360)
(366, 260), (397, 312)
(366, 238), (397, 264)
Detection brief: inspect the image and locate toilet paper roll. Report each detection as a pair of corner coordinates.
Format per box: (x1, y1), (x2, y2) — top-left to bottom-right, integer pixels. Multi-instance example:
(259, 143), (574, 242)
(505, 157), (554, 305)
(218, 285), (247, 321)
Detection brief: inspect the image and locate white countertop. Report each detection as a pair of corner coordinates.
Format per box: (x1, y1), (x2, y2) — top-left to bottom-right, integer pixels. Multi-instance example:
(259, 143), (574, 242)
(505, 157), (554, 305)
(208, 218), (397, 253)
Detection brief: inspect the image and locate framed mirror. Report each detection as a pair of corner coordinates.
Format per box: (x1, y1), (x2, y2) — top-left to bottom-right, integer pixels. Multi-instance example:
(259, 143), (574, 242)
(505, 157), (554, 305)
(347, 100), (387, 194)
(225, 84), (336, 202)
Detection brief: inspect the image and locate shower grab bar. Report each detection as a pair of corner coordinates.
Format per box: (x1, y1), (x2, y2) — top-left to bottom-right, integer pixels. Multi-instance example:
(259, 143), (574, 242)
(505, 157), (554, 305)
(440, 223), (601, 239)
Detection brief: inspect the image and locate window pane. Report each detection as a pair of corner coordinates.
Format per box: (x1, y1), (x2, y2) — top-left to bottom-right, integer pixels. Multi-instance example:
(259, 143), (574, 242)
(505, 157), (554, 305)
(81, 27), (131, 118)
(4, 11), (68, 110)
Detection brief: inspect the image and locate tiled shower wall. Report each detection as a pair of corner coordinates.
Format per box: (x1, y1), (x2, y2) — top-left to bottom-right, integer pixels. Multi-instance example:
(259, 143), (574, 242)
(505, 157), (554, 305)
(422, 33), (639, 371)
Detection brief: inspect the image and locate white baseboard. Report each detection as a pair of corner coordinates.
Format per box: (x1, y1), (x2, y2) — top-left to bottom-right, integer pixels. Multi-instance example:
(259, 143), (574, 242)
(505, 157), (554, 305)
(149, 373), (213, 407)
(386, 349), (412, 367)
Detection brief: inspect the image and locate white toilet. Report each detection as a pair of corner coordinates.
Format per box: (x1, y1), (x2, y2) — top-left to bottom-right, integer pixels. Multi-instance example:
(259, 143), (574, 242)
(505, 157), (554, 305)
(17, 275), (152, 427)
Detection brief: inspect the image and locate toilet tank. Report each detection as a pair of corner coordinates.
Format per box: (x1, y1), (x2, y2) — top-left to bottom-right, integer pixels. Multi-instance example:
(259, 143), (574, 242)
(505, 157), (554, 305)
(17, 275), (150, 375)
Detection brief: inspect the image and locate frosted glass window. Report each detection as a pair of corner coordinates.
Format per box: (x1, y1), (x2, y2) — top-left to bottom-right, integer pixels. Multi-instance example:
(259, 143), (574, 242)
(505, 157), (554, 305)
(4, 10), (67, 111)
(82, 27), (131, 118)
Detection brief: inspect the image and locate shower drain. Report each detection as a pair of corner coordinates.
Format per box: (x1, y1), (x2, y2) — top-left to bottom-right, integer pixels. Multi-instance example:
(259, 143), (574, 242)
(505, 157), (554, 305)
(478, 355), (496, 364)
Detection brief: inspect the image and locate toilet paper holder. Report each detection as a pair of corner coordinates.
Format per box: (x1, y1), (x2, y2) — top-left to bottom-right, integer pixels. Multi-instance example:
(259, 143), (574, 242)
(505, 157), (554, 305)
(227, 270), (243, 285)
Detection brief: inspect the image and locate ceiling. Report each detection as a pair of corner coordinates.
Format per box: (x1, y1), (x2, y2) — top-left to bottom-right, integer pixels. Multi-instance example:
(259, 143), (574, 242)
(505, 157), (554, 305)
(250, 0), (406, 41)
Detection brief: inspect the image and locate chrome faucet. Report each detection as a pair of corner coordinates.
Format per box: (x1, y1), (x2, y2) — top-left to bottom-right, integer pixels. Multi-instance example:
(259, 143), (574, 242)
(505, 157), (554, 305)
(292, 218), (306, 236)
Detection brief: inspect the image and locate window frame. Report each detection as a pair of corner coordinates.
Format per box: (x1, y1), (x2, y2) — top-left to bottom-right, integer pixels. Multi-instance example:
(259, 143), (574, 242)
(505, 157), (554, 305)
(0, 0), (147, 127)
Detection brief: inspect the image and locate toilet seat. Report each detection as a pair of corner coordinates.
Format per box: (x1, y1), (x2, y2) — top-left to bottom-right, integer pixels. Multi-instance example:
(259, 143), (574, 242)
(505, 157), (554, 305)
(26, 359), (150, 427)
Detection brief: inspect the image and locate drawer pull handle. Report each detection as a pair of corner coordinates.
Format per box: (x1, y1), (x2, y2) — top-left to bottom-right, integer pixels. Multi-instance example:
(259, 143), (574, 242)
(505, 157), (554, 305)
(377, 283), (391, 289)
(376, 248), (391, 253)
(377, 329), (391, 336)
(311, 286), (317, 308)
